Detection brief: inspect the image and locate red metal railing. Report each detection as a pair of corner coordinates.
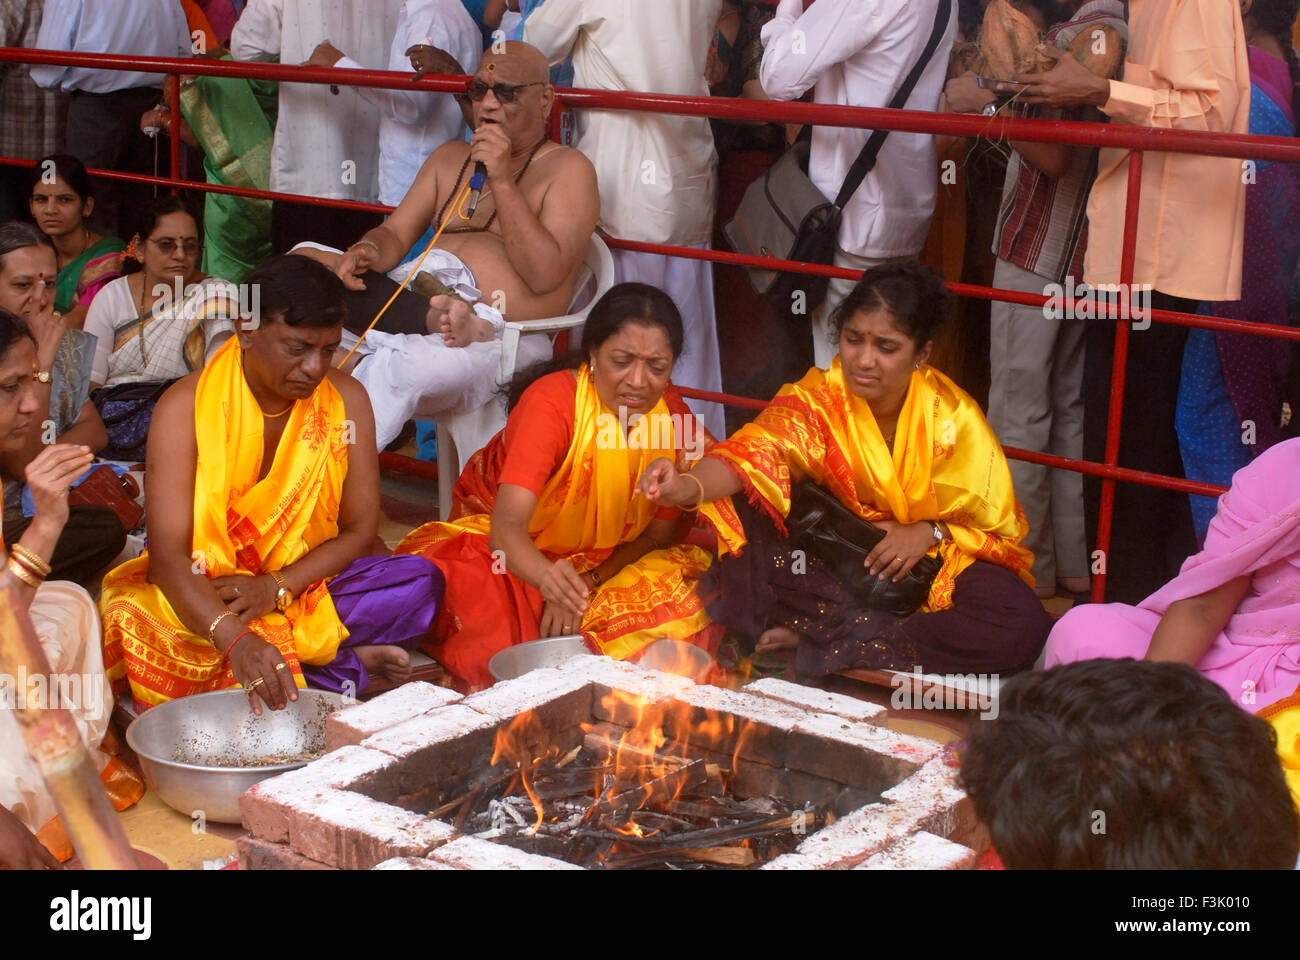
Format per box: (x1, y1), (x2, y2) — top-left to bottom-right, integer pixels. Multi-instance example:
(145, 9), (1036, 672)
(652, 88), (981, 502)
(3, 46), (1298, 602)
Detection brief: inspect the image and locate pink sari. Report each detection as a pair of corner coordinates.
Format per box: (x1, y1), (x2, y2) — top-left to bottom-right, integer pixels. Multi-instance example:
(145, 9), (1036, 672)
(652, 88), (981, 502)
(1046, 438), (1300, 710)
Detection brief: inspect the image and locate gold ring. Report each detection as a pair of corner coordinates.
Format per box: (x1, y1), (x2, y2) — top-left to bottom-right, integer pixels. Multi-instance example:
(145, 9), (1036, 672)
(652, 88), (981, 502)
(249, 677), (266, 689)
(895, 555), (904, 563)
(274, 663), (288, 672)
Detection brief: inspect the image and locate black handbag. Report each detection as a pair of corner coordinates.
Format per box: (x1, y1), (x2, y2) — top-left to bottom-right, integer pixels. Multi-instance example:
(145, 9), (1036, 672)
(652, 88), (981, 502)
(786, 480), (942, 617)
(722, 0), (953, 317)
(90, 379), (178, 462)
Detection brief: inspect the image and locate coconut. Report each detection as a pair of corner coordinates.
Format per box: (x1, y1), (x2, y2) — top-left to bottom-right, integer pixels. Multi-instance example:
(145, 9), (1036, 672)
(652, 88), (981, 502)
(979, 0), (1051, 79)
(1067, 24), (1123, 78)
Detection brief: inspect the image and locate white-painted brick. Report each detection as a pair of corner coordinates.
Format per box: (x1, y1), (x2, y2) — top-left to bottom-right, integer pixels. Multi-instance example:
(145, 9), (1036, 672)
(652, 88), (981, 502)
(745, 677), (887, 725)
(760, 853), (815, 870)
(854, 831), (977, 870)
(326, 683), (462, 749)
(792, 711), (940, 764)
(360, 704), (499, 759)
(372, 856), (461, 870)
(428, 836), (584, 870)
(462, 667), (592, 722)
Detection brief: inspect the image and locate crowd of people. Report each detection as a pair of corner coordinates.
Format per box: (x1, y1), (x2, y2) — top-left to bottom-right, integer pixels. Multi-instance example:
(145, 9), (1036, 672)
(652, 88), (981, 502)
(0, 0), (1297, 870)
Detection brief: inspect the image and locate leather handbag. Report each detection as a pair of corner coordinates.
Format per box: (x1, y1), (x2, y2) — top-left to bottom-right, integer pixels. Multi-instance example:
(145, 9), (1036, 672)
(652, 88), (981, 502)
(722, 0), (953, 315)
(68, 465), (144, 532)
(785, 480), (941, 617)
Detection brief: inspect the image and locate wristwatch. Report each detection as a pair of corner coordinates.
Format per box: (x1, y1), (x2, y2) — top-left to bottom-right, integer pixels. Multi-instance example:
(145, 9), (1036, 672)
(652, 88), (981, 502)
(980, 100), (999, 117)
(35, 370), (51, 384)
(270, 570), (293, 613)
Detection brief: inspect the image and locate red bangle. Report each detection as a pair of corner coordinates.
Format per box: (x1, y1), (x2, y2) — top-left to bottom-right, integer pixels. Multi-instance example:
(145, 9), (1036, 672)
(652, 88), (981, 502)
(223, 629), (257, 660)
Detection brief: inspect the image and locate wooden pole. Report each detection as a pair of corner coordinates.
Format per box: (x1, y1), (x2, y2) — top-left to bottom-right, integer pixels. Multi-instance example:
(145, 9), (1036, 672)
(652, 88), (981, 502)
(0, 581), (136, 869)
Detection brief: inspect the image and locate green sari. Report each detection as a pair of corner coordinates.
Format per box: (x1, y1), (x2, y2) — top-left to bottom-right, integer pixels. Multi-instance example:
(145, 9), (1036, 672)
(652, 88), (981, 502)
(53, 236), (125, 315)
(179, 58), (278, 285)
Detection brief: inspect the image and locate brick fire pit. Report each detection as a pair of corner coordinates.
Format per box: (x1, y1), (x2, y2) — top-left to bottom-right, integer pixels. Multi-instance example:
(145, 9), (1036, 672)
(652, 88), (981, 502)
(237, 657), (984, 870)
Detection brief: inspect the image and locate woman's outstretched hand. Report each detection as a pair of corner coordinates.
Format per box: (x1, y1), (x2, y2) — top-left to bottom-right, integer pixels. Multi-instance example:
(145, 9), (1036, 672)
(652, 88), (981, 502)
(638, 458), (685, 507)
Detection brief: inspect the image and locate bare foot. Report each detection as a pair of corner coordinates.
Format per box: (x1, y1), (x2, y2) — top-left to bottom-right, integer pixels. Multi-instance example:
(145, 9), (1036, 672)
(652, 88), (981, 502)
(428, 294), (493, 347)
(755, 625), (800, 654)
(357, 645), (412, 686)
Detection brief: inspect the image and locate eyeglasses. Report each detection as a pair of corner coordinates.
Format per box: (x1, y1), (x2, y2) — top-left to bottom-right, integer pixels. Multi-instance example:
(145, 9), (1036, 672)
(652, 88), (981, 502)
(149, 237), (200, 255)
(464, 79), (546, 103)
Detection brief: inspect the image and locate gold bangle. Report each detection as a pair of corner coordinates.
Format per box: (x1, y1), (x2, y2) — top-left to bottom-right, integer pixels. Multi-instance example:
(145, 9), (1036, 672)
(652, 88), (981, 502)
(9, 551), (45, 583)
(207, 609), (238, 643)
(680, 472), (706, 511)
(11, 544), (51, 577)
(351, 238), (380, 255)
(7, 557), (43, 588)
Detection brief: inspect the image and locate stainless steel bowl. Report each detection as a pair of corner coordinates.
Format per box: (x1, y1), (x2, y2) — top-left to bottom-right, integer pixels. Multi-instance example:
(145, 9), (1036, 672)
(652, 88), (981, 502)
(636, 638), (714, 682)
(488, 635), (592, 681)
(125, 689), (349, 824)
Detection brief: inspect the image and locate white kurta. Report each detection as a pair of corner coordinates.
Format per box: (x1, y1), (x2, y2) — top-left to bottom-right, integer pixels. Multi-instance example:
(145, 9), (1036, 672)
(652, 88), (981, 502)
(231, 0), (406, 202)
(337, 0), (483, 207)
(525, 0), (726, 439)
(760, 0), (956, 260)
(524, 0), (722, 246)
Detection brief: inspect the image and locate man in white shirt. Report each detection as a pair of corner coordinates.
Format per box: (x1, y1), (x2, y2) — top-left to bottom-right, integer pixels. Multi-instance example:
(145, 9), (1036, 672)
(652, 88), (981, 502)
(230, 0), (405, 252)
(301, 0), (482, 210)
(525, 0), (726, 440)
(29, 0), (192, 236)
(760, 0), (956, 369)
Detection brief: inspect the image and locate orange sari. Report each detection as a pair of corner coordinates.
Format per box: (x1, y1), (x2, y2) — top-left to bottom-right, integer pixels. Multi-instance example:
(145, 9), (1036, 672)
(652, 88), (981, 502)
(700, 358), (1034, 611)
(100, 338), (353, 710)
(397, 367), (719, 689)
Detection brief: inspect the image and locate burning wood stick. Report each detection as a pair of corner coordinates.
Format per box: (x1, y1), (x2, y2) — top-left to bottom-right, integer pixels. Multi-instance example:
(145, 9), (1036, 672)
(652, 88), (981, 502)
(0, 582), (136, 869)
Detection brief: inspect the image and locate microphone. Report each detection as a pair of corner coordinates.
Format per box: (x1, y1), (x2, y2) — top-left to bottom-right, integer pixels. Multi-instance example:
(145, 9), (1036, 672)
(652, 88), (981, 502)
(466, 162), (487, 218)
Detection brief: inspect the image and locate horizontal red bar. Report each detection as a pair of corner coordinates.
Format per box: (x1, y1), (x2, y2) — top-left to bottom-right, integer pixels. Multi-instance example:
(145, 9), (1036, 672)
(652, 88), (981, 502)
(3, 47), (1300, 161)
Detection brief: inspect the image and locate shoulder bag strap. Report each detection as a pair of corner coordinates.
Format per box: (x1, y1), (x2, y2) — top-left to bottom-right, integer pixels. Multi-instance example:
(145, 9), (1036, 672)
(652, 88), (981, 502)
(833, 0), (953, 210)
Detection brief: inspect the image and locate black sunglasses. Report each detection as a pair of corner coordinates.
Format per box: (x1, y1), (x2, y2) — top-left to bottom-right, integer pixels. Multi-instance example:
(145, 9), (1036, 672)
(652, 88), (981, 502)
(464, 79), (546, 103)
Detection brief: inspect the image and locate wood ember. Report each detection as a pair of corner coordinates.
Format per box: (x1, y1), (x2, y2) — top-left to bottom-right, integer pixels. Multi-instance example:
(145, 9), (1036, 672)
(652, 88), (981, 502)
(446, 746), (823, 869)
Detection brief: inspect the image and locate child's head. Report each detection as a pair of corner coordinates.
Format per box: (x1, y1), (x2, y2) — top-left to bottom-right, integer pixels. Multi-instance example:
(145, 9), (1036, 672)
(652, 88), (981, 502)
(959, 658), (1300, 869)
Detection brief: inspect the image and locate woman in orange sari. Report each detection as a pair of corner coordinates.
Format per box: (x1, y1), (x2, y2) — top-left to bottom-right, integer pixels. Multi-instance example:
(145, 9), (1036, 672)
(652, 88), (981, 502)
(641, 262), (1051, 678)
(397, 283), (722, 690)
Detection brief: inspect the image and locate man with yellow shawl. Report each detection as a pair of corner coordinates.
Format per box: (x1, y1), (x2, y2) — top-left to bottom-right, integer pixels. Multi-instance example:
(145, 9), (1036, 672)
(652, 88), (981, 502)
(397, 284), (722, 690)
(100, 256), (445, 712)
(641, 262), (1051, 678)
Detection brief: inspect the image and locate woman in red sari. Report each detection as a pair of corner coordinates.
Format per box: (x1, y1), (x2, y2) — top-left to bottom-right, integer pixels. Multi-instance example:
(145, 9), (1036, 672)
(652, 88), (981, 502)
(398, 283), (722, 690)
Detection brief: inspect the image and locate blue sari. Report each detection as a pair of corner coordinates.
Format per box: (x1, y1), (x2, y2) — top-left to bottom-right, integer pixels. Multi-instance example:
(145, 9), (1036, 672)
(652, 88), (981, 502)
(1178, 48), (1300, 538)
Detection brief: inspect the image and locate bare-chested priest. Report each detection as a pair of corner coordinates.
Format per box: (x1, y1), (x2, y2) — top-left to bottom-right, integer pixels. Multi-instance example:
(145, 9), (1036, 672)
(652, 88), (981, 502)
(294, 41), (600, 449)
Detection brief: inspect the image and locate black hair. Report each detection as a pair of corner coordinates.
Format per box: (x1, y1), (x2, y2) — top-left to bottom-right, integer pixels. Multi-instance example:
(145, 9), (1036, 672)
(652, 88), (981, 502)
(958, 658), (1300, 869)
(0, 307), (34, 357)
(829, 259), (953, 348)
(504, 282), (685, 411)
(245, 255), (348, 329)
(1249, 0), (1300, 124)
(24, 153), (95, 205)
(120, 195), (199, 277)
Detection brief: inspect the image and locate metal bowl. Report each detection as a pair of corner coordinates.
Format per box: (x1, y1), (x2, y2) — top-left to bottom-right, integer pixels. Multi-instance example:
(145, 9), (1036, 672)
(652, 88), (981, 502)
(635, 638), (714, 682)
(488, 635), (592, 682)
(125, 689), (350, 824)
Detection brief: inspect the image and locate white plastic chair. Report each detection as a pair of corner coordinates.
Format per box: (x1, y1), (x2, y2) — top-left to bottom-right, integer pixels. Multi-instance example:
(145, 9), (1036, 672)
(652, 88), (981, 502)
(417, 235), (615, 520)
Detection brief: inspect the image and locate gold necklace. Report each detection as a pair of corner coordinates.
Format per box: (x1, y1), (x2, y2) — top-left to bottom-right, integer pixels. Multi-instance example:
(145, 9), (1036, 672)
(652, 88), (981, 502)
(260, 400), (295, 419)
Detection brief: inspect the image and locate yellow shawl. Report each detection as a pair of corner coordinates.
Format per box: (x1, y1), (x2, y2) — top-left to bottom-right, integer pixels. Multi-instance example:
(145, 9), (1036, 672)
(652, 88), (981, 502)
(415, 364), (680, 563)
(101, 338), (352, 709)
(1259, 686), (1300, 814)
(700, 358), (1034, 611)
